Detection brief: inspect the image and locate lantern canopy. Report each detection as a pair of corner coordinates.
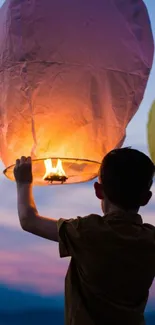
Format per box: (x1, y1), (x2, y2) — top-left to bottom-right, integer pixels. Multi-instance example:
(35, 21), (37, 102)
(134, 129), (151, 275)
(0, 0), (154, 185)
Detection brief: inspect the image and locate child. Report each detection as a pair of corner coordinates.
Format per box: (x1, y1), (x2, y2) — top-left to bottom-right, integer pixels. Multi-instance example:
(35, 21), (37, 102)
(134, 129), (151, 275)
(14, 148), (155, 325)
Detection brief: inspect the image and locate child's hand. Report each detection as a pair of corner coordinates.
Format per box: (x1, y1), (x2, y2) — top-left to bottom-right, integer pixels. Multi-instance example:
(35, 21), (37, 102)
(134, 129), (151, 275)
(14, 156), (33, 184)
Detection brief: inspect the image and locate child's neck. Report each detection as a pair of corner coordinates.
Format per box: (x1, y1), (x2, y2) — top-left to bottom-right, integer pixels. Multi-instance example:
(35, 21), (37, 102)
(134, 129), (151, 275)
(104, 201), (139, 215)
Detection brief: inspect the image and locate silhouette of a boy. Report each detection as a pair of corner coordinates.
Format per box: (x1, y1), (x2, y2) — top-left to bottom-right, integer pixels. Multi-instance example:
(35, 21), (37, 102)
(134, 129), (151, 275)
(14, 148), (155, 325)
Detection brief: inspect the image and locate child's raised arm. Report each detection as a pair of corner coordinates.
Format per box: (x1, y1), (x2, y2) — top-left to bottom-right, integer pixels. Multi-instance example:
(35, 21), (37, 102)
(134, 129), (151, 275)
(14, 156), (58, 242)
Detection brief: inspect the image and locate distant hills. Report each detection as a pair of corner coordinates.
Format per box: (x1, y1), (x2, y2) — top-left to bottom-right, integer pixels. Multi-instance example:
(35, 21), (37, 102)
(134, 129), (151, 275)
(0, 309), (64, 325)
(0, 283), (64, 312)
(0, 283), (154, 325)
(0, 310), (154, 325)
(0, 309), (155, 325)
(145, 312), (155, 325)
(0, 284), (64, 324)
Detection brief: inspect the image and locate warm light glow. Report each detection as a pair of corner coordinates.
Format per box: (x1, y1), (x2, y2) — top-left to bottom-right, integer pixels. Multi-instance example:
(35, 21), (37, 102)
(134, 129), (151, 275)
(43, 158), (67, 181)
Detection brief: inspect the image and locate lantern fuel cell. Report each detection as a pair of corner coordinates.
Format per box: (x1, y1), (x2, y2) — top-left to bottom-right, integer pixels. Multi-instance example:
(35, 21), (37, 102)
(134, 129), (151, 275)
(43, 159), (68, 183)
(0, 0), (154, 185)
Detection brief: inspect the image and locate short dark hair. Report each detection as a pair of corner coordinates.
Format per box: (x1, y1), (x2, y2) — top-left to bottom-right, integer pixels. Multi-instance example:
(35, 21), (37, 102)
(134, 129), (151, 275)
(100, 147), (155, 209)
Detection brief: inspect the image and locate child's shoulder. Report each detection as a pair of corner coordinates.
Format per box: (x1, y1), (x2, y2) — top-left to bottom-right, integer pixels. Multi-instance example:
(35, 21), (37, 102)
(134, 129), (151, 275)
(82, 213), (104, 228)
(143, 221), (155, 231)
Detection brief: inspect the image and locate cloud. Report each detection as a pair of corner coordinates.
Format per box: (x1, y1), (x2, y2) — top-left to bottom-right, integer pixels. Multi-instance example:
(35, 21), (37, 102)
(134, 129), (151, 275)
(0, 0), (5, 8)
(0, 226), (68, 294)
(0, 251), (66, 294)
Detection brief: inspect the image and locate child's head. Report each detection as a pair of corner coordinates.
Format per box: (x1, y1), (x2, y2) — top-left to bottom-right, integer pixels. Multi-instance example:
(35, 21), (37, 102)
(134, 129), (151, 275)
(94, 148), (155, 213)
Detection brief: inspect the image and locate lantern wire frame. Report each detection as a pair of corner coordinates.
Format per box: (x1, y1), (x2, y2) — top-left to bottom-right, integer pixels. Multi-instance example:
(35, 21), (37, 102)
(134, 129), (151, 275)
(3, 157), (101, 186)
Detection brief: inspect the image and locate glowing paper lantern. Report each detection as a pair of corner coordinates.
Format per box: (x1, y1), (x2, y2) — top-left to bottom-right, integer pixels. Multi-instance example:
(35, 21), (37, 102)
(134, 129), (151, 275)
(0, 0), (154, 185)
(148, 101), (155, 163)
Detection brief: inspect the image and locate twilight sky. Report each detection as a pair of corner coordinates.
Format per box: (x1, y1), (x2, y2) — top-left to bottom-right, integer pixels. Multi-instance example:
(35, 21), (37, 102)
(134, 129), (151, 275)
(0, 0), (155, 315)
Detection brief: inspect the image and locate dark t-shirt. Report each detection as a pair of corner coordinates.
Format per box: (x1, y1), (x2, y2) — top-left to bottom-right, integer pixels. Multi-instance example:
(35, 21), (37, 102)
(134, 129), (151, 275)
(57, 212), (155, 325)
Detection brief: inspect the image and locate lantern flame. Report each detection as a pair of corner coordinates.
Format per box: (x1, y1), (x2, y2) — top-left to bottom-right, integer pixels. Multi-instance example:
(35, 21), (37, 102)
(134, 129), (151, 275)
(43, 159), (67, 183)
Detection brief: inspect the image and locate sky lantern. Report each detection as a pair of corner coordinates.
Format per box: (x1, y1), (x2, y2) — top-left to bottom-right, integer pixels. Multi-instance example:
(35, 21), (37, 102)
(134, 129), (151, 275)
(0, 0), (154, 185)
(148, 101), (155, 163)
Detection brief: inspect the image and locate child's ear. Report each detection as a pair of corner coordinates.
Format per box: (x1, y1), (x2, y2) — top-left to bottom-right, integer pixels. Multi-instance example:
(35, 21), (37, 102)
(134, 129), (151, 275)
(140, 190), (152, 207)
(94, 182), (104, 200)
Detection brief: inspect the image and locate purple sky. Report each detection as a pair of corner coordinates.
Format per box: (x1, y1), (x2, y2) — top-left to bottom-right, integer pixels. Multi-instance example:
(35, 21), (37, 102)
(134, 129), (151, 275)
(0, 0), (154, 314)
